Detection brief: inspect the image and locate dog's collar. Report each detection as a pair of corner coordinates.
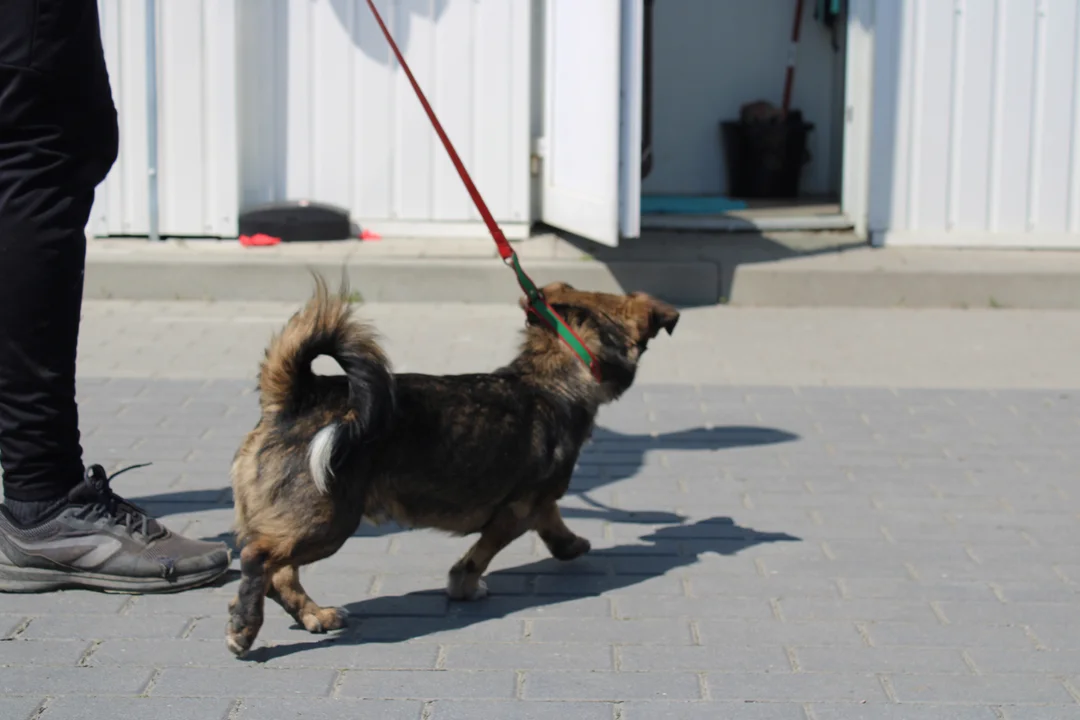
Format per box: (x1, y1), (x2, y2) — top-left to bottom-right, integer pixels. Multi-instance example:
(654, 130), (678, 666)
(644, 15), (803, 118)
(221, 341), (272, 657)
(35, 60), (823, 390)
(510, 255), (601, 382)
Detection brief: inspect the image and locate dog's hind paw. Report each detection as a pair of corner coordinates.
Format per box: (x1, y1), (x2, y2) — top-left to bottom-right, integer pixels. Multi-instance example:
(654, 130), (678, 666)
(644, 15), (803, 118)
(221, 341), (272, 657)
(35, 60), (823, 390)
(301, 606), (350, 634)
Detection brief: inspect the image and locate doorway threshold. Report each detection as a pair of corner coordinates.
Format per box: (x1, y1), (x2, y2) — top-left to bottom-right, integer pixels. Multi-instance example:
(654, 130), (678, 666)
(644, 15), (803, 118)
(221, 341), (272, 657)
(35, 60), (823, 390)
(641, 197), (853, 233)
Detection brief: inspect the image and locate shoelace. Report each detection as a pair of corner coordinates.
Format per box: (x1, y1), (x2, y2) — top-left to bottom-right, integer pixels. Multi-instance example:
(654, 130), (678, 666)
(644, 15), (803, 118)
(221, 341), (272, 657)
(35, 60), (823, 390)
(79, 463), (162, 539)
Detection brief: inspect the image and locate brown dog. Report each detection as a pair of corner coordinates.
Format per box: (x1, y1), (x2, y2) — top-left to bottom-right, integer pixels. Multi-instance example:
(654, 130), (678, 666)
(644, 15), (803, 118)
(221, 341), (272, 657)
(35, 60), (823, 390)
(225, 277), (678, 656)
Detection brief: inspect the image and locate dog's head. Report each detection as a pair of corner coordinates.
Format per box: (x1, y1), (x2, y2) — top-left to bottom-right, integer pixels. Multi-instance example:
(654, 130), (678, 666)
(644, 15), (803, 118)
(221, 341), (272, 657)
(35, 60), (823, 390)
(520, 282), (679, 401)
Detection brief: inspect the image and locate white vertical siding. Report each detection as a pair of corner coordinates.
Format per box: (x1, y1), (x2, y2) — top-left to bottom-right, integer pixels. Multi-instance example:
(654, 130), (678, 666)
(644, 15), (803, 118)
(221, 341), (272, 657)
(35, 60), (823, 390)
(239, 0), (531, 232)
(91, 0), (239, 238)
(871, 0), (1080, 247)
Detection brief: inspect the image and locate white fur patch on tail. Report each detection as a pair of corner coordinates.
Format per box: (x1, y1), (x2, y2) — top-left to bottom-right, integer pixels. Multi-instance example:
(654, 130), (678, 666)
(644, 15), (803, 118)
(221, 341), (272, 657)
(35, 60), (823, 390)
(308, 424), (339, 495)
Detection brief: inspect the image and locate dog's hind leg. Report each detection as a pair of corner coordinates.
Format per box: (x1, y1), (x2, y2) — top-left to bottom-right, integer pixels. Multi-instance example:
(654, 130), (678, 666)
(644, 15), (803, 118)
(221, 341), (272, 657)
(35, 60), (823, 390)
(226, 542), (272, 657)
(534, 501), (591, 561)
(267, 565), (348, 634)
(447, 504), (530, 601)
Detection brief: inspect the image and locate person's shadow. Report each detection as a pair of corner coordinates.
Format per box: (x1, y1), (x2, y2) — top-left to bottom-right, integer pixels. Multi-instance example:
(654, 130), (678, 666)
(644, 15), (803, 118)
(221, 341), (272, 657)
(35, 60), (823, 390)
(125, 424), (799, 536)
(240, 516), (801, 661)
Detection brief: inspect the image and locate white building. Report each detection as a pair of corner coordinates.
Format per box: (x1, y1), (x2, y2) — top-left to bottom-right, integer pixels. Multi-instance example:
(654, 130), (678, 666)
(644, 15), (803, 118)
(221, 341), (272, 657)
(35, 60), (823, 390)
(90, 0), (1080, 250)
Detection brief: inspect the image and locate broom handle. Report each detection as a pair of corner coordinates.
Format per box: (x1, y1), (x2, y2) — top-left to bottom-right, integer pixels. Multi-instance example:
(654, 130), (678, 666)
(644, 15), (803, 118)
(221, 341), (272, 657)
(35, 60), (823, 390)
(781, 0), (806, 115)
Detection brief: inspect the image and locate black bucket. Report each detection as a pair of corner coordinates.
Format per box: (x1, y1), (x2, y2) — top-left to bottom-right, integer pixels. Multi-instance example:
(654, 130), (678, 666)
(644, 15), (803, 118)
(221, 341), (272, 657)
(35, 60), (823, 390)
(720, 115), (814, 199)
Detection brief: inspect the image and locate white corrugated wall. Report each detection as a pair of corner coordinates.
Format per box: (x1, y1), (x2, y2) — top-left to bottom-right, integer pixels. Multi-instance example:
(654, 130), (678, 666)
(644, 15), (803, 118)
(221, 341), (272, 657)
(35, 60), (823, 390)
(237, 0), (531, 237)
(90, 0), (239, 238)
(91, 0), (528, 239)
(870, 0), (1080, 247)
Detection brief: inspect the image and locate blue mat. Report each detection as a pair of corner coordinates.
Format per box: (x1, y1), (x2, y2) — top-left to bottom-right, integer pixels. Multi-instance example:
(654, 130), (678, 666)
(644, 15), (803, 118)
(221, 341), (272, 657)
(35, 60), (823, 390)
(641, 195), (748, 215)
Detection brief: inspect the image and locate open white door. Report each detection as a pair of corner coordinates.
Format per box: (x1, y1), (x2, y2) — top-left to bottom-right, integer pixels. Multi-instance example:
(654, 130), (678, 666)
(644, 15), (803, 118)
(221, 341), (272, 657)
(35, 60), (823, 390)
(841, 0), (875, 241)
(542, 0), (642, 246)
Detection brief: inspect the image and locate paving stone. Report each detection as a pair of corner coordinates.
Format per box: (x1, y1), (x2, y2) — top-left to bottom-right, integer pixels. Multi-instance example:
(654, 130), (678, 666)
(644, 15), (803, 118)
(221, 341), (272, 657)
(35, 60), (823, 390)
(151, 667), (337, 697)
(793, 646), (971, 674)
(18, 615), (191, 641)
(862, 622), (1036, 649)
(965, 649), (1080, 675)
(1020, 623), (1080, 650)
(234, 697), (424, 719)
(336, 670), (516, 700)
(614, 596), (774, 620)
(355, 617), (525, 644)
(429, 700), (613, 719)
(527, 618), (692, 645)
(40, 697), (235, 720)
(836, 579), (997, 602)
(776, 598), (940, 623)
(888, 674), (1076, 704)
(934, 601), (1080, 626)
(522, 671), (702, 700)
(0, 640), (90, 666)
(0, 591), (130, 615)
(999, 709), (1080, 720)
(811, 705), (1000, 720)
(696, 619), (866, 647)
(618, 645), (790, 673)
(621, 702), (808, 720)
(442, 643), (614, 671)
(0, 666), (154, 695)
(0, 697), (45, 720)
(705, 673), (888, 703)
(85, 639), (237, 667)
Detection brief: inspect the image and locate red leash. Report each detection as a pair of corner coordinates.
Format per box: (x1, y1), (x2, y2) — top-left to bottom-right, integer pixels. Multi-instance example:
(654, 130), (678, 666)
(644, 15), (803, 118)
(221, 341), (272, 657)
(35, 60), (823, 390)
(363, 0), (600, 380)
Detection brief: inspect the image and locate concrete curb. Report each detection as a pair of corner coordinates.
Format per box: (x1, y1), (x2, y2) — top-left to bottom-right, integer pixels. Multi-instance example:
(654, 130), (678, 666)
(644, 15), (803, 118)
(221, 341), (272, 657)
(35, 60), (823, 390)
(728, 250), (1080, 309)
(84, 253), (722, 306)
(85, 240), (1080, 309)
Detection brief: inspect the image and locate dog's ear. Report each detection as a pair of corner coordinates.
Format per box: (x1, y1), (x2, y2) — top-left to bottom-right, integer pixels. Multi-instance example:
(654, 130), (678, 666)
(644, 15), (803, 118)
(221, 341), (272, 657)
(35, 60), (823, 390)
(518, 281), (574, 312)
(541, 281), (573, 294)
(632, 293), (680, 338)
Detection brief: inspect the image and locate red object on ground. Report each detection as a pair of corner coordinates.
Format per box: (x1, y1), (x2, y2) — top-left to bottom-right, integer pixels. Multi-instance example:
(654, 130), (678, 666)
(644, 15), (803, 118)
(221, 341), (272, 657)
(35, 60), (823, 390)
(360, 228), (382, 241)
(239, 233), (281, 247)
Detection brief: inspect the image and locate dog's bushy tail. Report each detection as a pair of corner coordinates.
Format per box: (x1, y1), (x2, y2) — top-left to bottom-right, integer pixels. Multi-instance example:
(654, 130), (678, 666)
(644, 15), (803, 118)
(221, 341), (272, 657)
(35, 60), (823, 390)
(259, 276), (395, 470)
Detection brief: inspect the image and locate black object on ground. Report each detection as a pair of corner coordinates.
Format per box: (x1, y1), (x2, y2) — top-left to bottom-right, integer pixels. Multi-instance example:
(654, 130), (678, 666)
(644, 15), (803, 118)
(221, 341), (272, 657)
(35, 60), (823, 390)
(238, 201), (355, 242)
(720, 110), (814, 199)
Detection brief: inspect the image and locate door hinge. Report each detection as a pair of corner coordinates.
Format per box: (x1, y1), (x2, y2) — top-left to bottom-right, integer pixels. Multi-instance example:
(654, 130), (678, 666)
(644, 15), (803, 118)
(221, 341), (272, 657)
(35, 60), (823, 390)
(530, 136), (547, 176)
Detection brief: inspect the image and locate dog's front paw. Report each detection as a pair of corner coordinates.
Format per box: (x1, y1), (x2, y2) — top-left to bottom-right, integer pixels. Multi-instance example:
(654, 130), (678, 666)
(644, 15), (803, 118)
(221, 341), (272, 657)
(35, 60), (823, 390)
(446, 574), (488, 601)
(548, 535), (591, 561)
(301, 606), (350, 634)
(226, 615), (257, 657)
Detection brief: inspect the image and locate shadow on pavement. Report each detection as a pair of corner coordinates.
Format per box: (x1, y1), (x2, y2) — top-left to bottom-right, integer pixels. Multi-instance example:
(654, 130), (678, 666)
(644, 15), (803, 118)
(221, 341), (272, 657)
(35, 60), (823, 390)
(240, 516), (801, 662)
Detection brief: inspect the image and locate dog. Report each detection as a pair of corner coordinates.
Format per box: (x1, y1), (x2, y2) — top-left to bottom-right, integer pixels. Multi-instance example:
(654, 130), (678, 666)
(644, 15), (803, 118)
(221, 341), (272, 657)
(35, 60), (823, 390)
(225, 276), (679, 656)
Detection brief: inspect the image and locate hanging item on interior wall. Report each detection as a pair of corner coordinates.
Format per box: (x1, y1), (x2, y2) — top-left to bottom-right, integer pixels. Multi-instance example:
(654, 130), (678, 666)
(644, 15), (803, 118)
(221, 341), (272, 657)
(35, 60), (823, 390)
(237, 200), (378, 244)
(814, 0), (843, 51)
(641, 0), (656, 179)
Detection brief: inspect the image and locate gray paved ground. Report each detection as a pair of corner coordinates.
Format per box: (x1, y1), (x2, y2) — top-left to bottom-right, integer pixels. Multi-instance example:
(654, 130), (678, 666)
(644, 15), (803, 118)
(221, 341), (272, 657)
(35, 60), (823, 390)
(3, 301), (1080, 719)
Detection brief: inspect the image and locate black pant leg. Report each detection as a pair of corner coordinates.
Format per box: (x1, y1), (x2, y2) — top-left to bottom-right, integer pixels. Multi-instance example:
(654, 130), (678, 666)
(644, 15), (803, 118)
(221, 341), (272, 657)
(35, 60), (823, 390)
(0, 0), (119, 502)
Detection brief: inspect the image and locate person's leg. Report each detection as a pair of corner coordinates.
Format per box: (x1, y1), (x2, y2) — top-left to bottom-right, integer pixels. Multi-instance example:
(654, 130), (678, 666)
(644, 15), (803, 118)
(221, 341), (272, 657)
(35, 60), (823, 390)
(0, 0), (231, 593)
(0, 0), (116, 515)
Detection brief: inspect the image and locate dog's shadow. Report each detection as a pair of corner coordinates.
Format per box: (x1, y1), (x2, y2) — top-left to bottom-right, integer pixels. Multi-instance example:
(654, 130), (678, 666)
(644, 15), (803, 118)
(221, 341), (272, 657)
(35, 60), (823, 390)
(128, 425), (798, 533)
(240, 517), (800, 662)
(559, 425), (797, 526)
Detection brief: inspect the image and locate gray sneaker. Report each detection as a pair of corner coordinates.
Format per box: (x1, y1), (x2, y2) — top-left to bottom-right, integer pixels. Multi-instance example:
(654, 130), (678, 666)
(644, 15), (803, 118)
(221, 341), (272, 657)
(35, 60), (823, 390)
(0, 464), (231, 593)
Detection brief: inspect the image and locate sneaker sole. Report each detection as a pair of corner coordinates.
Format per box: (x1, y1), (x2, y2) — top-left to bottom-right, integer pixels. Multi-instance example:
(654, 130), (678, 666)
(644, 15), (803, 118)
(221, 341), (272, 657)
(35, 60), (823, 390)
(0, 561), (231, 594)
